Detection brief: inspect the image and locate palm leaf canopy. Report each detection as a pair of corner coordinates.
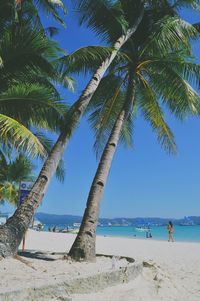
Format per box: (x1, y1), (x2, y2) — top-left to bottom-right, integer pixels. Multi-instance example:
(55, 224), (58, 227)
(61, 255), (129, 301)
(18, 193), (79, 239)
(0, 0), (66, 37)
(73, 0), (144, 42)
(0, 25), (63, 91)
(73, 0), (200, 44)
(30, 0), (67, 25)
(87, 15), (200, 156)
(0, 22), (70, 157)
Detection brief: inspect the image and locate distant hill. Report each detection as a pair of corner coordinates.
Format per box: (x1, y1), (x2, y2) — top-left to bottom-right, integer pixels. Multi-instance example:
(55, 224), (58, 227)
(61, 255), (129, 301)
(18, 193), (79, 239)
(36, 212), (200, 226)
(36, 213), (82, 225)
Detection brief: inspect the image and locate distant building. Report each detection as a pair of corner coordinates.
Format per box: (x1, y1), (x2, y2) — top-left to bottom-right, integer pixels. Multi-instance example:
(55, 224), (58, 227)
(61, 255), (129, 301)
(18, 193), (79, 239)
(73, 223), (81, 227)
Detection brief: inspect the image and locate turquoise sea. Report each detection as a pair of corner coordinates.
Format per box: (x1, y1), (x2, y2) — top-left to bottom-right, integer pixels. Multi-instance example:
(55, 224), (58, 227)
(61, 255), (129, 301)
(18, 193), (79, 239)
(44, 225), (200, 242)
(96, 225), (200, 242)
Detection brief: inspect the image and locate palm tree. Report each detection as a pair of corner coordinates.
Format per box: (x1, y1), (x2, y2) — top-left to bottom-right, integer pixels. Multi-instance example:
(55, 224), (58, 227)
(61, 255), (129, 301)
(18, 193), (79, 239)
(0, 154), (35, 206)
(0, 0), (146, 258)
(68, 16), (200, 260)
(0, 0), (199, 258)
(0, 20), (68, 156)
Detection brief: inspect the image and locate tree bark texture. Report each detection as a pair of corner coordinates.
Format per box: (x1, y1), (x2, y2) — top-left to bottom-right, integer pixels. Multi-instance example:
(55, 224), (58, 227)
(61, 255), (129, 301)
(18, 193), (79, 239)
(0, 9), (143, 258)
(69, 76), (136, 262)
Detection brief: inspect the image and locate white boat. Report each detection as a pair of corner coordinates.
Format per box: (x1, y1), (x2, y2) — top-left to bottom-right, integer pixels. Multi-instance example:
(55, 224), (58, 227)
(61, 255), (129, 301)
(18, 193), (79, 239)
(135, 226), (151, 232)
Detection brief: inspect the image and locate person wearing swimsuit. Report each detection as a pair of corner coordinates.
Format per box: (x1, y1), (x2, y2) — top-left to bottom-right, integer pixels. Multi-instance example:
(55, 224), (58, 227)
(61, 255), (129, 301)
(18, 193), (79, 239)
(167, 221), (174, 242)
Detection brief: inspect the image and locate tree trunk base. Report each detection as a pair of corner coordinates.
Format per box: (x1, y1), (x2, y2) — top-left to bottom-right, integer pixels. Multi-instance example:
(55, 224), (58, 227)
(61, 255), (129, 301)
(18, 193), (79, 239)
(68, 233), (96, 262)
(0, 225), (20, 258)
(0, 242), (12, 258)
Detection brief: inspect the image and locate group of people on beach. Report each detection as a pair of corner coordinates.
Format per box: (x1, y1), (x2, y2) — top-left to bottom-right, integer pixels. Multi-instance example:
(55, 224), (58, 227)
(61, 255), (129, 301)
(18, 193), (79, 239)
(144, 221), (175, 241)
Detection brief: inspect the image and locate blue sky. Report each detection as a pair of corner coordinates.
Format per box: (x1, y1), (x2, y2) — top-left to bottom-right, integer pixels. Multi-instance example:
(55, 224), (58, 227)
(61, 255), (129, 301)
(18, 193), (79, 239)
(2, 3), (200, 218)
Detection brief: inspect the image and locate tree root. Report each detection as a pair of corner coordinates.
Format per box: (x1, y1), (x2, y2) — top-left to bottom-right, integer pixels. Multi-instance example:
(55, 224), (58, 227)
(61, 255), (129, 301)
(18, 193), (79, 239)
(14, 255), (37, 270)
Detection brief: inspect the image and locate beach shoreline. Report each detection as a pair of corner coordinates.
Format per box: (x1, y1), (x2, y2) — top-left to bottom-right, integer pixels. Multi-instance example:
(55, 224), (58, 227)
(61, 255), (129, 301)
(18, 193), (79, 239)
(0, 229), (199, 301)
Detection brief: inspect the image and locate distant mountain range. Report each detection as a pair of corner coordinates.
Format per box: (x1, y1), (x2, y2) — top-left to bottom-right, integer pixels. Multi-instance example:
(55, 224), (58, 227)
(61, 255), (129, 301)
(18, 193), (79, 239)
(36, 212), (200, 226)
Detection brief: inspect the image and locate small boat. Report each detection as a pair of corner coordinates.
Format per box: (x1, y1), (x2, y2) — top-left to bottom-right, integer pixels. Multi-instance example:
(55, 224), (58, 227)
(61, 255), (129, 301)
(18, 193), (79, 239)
(135, 226), (151, 232)
(31, 219), (44, 231)
(69, 228), (79, 234)
(59, 227), (79, 233)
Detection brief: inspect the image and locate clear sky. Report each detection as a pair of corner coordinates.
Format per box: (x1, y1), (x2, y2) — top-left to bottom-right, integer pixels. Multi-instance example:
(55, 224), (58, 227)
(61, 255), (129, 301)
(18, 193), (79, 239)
(2, 3), (200, 219)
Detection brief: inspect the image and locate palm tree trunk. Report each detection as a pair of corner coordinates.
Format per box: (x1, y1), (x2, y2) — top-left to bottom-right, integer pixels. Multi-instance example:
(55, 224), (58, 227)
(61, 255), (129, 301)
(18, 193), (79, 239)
(0, 8), (143, 258)
(68, 76), (136, 262)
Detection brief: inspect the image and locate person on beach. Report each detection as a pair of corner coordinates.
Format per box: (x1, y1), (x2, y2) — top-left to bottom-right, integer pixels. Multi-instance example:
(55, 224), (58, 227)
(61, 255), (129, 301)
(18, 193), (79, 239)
(167, 221), (174, 242)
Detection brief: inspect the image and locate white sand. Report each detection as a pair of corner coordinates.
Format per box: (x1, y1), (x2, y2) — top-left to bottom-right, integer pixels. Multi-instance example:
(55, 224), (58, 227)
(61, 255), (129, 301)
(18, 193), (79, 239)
(1, 230), (200, 301)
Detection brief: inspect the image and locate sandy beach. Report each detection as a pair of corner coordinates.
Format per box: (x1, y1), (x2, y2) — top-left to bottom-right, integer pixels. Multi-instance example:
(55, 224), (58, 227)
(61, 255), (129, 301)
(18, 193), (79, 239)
(0, 230), (200, 301)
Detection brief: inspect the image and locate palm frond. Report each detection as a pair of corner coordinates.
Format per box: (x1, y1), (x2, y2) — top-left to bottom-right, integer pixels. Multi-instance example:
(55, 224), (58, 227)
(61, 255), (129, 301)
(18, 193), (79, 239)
(0, 25), (61, 90)
(144, 62), (200, 118)
(73, 0), (128, 42)
(172, 0), (200, 11)
(0, 83), (66, 131)
(33, 0), (67, 26)
(87, 74), (127, 156)
(119, 113), (134, 148)
(141, 16), (198, 57)
(57, 46), (114, 76)
(0, 114), (45, 158)
(55, 159), (65, 183)
(136, 77), (177, 154)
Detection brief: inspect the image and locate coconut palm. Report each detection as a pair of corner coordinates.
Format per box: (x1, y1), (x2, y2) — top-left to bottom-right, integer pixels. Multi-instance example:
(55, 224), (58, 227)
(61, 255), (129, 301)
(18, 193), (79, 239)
(68, 18), (200, 260)
(0, 20), (68, 156)
(0, 0), (145, 258)
(0, 0), (199, 258)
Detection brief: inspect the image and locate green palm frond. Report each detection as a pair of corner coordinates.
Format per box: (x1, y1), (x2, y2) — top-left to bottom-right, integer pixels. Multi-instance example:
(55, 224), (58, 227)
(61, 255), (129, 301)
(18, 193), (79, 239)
(73, 0), (128, 42)
(0, 25), (62, 90)
(0, 153), (35, 207)
(56, 159), (65, 183)
(88, 75), (127, 156)
(119, 113), (133, 148)
(0, 182), (19, 206)
(143, 54), (200, 88)
(144, 62), (200, 118)
(0, 114), (45, 158)
(172, 0), (200, 11)
(136, 78), (177, 154)
(32, 0), (67, 26)
(57, 46), (114, 76)
(141, 16), (198, 57)
(0, 83), (66, 131)
(8, 154), (35, 183)
(0, 56), (3, 68)
(193, 21), (200, 32)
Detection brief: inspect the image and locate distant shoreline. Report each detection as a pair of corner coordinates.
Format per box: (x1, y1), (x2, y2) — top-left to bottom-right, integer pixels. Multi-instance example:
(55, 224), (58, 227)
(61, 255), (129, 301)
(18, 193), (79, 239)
(40, 224), (200, 243)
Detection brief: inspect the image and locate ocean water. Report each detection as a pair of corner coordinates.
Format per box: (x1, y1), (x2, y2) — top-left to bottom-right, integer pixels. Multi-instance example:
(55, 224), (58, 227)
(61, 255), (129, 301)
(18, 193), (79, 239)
(44, 225), (200, 242)
(97, 225), (200, 242)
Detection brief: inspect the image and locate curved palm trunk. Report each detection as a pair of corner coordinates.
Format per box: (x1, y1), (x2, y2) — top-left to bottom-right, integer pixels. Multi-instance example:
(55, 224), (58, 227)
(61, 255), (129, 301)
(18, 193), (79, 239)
(0, 9), (144, 258)
(68, 76), (136, 262)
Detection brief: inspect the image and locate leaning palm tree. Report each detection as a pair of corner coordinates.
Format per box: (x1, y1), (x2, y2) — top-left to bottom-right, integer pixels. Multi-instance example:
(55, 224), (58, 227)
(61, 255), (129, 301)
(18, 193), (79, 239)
(68, 16), (200, 261)
(0, 0), (199, 258)
(0, 0), (146, 258)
